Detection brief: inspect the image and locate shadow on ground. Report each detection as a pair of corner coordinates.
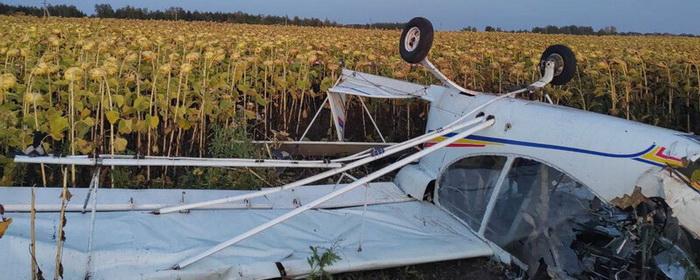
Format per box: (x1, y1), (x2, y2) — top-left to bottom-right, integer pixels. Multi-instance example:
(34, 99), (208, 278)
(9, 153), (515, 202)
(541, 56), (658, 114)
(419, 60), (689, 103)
(333, 257), (510, 280)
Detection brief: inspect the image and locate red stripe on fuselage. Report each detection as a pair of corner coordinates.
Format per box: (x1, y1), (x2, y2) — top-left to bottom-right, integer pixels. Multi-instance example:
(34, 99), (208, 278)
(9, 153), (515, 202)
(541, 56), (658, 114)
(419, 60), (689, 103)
(655, 147), (682, 161)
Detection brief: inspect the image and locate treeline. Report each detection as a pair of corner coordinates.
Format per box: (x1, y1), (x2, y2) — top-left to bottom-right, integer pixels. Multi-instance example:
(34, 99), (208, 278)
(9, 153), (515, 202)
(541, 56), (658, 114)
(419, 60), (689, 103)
(94, 4), (335, 26)
(1, 2), (697, 36)
(0, 2), (84, 17)
(0, 2), (386, 29)
(344, 22), (404, 30)
(0, 2), (340, 27)
(481, 24), (697, 37)
(531, 25), (621, 35)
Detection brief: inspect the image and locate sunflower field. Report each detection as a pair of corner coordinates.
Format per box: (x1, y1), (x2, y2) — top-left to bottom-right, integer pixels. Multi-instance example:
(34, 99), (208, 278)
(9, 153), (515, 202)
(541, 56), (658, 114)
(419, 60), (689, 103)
(1, 16), (699, 186)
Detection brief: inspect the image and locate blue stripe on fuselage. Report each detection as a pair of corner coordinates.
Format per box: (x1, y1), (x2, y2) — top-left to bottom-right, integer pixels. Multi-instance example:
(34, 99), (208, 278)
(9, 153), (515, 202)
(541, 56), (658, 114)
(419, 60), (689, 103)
(441, 133), (655, 159)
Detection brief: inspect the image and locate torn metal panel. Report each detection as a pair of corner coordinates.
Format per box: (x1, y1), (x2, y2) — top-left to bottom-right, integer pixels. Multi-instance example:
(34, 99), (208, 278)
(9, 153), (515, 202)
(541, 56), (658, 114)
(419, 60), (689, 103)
(486, 177), (700, 279)
(635, 163), (700, 239)
(610, 186), (649, 209)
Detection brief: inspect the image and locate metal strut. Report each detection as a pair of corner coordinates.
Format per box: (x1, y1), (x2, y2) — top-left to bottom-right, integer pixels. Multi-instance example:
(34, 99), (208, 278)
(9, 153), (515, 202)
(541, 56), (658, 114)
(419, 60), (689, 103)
(156, 77), (539, 215)
(357, 96), (386, 143)
(171, 117), (496, 269)
(299, 96), (329, 141)
(155, 116), (487, 214)
(14, 155), (343, 169)
(84, 168), (101, 279)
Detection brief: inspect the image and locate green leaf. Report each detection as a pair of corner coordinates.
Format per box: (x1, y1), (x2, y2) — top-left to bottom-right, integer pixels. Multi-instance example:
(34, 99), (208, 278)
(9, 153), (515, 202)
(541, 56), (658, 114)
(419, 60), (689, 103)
(135, 120), (147, 133)
(320, 77), (333, 92)
(82, 117), (96, 127)
(254, 94), (268, 107)
(177, 118), (191, 129)
(244, 109), (257, 120)
(105, 110), (119, 125)
(48, 115), (69, 140)
(133, 96), (150, 112)
(147, 115), (159, 129)
(75, 138), (93, 154)
(113, 137), (128, 152)
(114, 95), (125, 108)
(237, 83), (250, 93)
(296, 79), (309, 89)
(118, 119), (133, 134)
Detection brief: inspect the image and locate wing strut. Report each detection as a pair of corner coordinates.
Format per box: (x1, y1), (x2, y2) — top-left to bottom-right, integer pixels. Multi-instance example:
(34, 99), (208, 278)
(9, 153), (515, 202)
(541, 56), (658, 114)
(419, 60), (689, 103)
(156, 116), (487, 214)
(170, 116), (496, 269)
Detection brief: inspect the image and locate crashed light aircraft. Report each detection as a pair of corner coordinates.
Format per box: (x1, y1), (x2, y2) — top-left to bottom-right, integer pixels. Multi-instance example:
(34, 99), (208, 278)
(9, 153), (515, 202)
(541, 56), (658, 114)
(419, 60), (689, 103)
(1, 17), (699, 279)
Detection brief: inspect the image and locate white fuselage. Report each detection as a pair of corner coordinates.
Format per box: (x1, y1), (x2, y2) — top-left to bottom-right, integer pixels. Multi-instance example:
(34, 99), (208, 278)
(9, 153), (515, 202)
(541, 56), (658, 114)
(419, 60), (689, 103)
(397, 86), (700, 235)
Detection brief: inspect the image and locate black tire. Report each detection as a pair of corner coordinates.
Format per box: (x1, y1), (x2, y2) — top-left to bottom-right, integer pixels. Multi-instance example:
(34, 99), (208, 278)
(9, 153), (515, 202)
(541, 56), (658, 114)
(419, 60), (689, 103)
(399, 17), (434, 64)
(539, 44), (576, 85)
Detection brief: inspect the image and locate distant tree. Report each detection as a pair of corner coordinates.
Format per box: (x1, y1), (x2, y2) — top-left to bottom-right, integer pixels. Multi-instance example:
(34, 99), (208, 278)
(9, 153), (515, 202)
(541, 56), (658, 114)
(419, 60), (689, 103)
(0, 3), (84, 17)
(94, 4), (114, 18)
(165, 7), (184, 20)
(531, 25), (597, 35)
(114, 6), (149, 20)
(484, 26), (495, 32)
(598, 26), (618, 35)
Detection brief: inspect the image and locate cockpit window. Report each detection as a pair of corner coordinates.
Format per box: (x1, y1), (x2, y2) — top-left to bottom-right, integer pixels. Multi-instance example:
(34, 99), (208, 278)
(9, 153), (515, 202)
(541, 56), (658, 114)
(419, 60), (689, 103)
(438, 155), (597, 275)
(438, 155), (700, 278)
(436, 155), (507, 229)
(482, 158), (593, 258)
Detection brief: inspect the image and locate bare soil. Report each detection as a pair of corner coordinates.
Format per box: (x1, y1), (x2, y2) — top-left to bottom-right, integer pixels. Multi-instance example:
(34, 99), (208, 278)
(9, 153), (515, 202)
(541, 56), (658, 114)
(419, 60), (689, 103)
(334, 257), (512, 280)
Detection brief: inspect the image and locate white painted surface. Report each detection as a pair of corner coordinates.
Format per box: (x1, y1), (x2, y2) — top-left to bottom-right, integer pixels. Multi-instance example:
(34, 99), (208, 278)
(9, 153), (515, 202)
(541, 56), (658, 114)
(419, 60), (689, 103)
(0, 185), (492, 279)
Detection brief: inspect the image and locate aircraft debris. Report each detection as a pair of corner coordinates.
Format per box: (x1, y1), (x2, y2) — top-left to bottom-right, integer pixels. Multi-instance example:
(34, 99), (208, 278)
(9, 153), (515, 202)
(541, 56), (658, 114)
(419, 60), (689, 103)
(515, 186), (700, 279)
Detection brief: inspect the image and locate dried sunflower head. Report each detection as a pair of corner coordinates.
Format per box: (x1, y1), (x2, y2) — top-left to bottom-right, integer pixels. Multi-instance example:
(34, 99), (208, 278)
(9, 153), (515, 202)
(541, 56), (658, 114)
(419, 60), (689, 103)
(0, 73), (16, 90)
(64, 67), (83, 82)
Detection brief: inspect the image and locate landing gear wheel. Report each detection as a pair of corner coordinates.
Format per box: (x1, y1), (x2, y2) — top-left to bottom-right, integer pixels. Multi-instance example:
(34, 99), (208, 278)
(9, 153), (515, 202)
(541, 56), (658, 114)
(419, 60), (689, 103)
(539, 45), (576, 85)
(399, 17), (434, 64)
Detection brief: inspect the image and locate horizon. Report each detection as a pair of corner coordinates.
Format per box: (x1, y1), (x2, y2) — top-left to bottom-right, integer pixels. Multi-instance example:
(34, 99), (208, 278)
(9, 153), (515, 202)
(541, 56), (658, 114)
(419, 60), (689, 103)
(3, 0), (700, 35)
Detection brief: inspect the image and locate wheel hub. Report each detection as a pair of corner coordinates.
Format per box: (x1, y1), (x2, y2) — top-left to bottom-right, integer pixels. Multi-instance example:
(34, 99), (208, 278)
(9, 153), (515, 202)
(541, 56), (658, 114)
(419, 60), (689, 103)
(404, 27), (421, 52)
(545, 54), (565, 76)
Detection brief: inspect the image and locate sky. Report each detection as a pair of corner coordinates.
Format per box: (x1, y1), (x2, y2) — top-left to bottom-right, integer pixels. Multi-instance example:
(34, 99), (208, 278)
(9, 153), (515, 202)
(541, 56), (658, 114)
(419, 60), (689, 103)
(6, 0), (700, 34)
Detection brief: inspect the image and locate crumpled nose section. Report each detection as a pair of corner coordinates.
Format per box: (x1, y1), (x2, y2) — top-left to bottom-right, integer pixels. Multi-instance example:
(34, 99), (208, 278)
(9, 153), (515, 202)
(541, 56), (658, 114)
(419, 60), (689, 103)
(691, 153), (700, 162)
(689, 145), (700, 189)
(664, 137), (700, 192)
(690, 165), (700, 191)
(675, 157), (700, 192)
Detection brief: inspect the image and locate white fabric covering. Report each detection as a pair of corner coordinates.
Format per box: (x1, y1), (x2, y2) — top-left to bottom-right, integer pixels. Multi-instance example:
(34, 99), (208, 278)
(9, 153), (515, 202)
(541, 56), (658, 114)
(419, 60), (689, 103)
(329, 69), (430, 99)
(0, 184), (492, 279)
